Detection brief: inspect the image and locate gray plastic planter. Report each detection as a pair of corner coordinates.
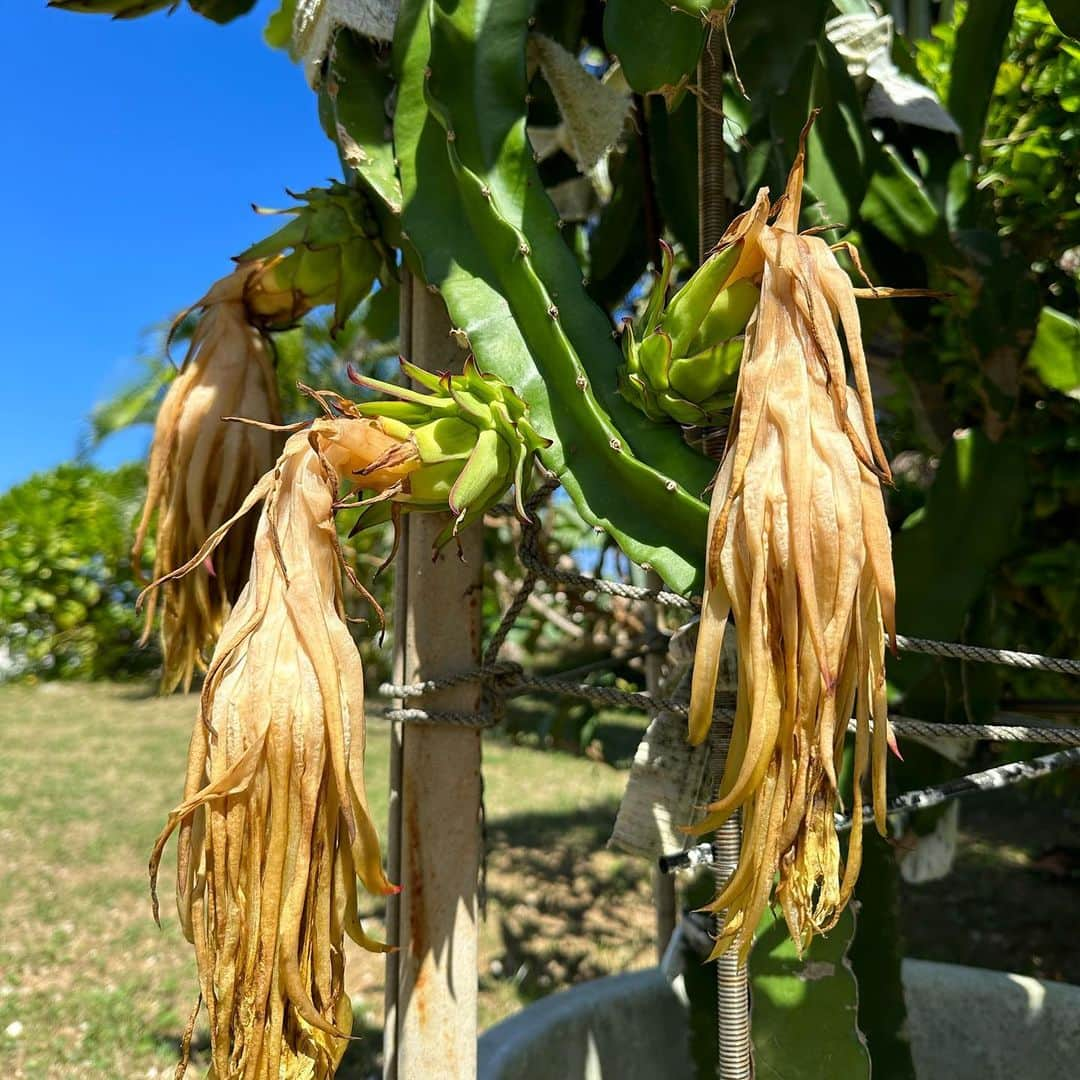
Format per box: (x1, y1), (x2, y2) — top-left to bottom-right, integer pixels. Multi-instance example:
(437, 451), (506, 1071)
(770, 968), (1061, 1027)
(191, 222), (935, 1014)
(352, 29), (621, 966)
(478, 958), (1080, 1080)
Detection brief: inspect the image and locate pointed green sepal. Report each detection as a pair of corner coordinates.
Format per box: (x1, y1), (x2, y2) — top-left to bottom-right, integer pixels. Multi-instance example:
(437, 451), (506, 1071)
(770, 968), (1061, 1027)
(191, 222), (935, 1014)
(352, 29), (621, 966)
(661, 242), (744, 355)
(343, 357), (549, 553)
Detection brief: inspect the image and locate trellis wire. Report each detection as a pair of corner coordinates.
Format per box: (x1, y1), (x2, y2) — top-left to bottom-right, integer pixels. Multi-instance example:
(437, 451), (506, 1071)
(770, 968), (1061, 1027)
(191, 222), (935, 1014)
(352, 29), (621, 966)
(834, 745), (1080, 833)
(380, 477), (1080, 822)
(662, 744), (1080, 873)
(382, 662), (1080, 743)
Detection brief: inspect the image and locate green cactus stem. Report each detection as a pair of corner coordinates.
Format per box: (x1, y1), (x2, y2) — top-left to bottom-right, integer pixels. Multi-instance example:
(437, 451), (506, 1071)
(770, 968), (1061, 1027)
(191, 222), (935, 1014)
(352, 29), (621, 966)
(390, 0), (716, 593)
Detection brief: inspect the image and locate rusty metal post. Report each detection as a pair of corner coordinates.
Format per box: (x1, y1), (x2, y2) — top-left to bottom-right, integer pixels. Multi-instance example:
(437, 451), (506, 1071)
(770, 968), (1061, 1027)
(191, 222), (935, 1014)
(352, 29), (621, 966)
(698, 36), (753, 1080)
(383, 274), (484, 1080)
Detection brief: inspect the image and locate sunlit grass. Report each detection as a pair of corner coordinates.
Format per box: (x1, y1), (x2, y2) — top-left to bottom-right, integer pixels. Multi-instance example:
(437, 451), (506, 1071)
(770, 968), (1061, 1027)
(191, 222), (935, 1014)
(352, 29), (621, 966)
(0, 682), (652, 1078)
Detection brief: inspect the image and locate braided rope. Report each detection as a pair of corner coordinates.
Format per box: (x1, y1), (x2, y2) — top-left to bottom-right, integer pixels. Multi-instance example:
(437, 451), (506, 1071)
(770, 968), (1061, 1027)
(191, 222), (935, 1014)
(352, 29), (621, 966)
(380, 663), (1080, 746)
(384, 707), (500, 728)
(892, 634), (1080, 676)
(887, 715), (1080, 746)
(512, 485), (1080, 677)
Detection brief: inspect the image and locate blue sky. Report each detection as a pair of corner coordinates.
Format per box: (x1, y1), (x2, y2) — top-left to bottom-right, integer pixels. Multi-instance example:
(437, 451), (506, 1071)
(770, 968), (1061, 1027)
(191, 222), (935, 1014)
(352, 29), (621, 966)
(0, 2), (339, 492)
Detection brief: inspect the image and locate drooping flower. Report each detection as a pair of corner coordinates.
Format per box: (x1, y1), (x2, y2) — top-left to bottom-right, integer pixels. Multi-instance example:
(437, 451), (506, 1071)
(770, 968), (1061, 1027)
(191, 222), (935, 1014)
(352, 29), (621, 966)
(147, 420), (400, 1080)
(135, 184), (394, 692)
(133, 266), (283, 693)
(146, 356), (549, 1076)
(687, 117), (917, 961)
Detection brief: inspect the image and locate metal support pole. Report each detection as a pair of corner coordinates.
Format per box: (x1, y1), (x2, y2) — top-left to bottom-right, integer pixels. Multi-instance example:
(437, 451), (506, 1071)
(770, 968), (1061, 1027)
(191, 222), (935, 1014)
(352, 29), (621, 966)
(697, 39), (729, 265)
(384, 274), (484, 1080)
(698, 36), (752, 1080)
(709, 729), (751, 1077)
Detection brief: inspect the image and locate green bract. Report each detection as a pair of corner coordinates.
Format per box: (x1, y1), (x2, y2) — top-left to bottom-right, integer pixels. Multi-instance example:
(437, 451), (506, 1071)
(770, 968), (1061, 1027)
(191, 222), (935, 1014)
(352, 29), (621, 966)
(619, 241), (759, 428)
(235, 182), (392, 333)
(348, 358), (551, 550)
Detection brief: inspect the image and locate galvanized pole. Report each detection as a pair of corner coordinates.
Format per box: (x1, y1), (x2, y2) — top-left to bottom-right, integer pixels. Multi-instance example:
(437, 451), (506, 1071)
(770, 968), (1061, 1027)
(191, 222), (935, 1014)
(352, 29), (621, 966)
(383, 274), (484, 1080)
(698, 34), (752, 1080)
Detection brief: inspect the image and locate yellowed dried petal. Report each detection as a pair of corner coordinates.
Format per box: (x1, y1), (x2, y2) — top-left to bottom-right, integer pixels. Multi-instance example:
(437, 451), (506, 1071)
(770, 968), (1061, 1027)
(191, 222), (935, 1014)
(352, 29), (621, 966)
(147, 419), (396, 1079)
(689, 126), (898, 959)
(134, 265), (284, 693)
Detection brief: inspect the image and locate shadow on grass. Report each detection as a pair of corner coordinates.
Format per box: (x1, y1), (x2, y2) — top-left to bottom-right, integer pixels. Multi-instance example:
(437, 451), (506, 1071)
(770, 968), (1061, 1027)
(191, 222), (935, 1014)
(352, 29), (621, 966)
(338, 1012), (384, 1080)
(113, 681), (179, 702)
(502, 700), (648, 768)
(151, 1025), (211, 1073)
(151, 1012), (383, 1079)
(487, 802), (619, 851)
(481, 802), (650, 999)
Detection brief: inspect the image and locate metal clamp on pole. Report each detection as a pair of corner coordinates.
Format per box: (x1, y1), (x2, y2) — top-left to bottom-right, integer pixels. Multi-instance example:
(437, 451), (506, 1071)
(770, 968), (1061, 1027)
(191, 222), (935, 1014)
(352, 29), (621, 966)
(658, 842), (715, 875)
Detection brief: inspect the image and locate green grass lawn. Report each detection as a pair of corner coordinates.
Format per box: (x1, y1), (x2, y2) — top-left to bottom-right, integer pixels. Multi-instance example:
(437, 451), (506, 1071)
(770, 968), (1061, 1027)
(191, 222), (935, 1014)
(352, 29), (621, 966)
(0, 682), (653, 1079)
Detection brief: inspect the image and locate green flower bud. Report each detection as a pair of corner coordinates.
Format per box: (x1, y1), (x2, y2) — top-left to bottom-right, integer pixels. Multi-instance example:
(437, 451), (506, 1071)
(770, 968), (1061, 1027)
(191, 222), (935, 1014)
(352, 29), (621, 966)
(345, 357), (551, 551)
(618, 240), (758, 429)
(234, 182), (392, 334)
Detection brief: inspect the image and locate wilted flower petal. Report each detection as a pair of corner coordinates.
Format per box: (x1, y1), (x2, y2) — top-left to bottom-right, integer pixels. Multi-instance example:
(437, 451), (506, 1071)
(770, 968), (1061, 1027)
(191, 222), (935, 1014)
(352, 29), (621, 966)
(688, 117), (900, 962)
(134, 265), (283, 693)
(146, 420), (396, 1079)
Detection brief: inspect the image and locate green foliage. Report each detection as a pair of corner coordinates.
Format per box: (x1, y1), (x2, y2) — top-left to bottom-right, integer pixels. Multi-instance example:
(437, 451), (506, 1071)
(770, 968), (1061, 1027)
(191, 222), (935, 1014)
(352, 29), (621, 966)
(603, 0), (704, 95)
(917, 2), (1080, 297)
(891, 1), (1080, 716)
(188, 0), (256, 23)
(263, 0), (297, 49)
(724, 0), (870, 228)
(48, 0), (176, 17)
(948, 0), (1018, 153)
(86, 354), (176, 451)
(83, 316), (197, 452)
(49, 0), (256, 21)
(391, 0), (714, 593)
(0, 463), (157, 682)
(891, 430), (1028, 716)
(1027, 306), (1080, 397)
(751, 906), (871, 1080)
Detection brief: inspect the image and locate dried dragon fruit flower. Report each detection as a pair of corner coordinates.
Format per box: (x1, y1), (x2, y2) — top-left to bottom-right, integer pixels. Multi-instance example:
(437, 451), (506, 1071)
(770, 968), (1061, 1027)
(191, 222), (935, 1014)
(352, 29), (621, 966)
(144, 358), (548, 1075)
(146, 419), (400, 1080)
(133, 265), (283, 693)
(687, 116), (918, 962)
(135, 185), (394, 692)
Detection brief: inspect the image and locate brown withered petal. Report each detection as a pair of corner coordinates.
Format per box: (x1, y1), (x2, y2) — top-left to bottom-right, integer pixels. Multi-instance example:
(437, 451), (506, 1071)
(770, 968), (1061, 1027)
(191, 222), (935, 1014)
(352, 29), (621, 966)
(134, 265), (283, 693)
(146, 420), (397, 1079)
(688, 118), (898, 963)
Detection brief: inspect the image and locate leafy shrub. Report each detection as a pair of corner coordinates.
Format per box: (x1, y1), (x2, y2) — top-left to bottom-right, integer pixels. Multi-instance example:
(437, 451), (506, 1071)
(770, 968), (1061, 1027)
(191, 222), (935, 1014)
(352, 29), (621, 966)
(0, 462), (158, 681)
